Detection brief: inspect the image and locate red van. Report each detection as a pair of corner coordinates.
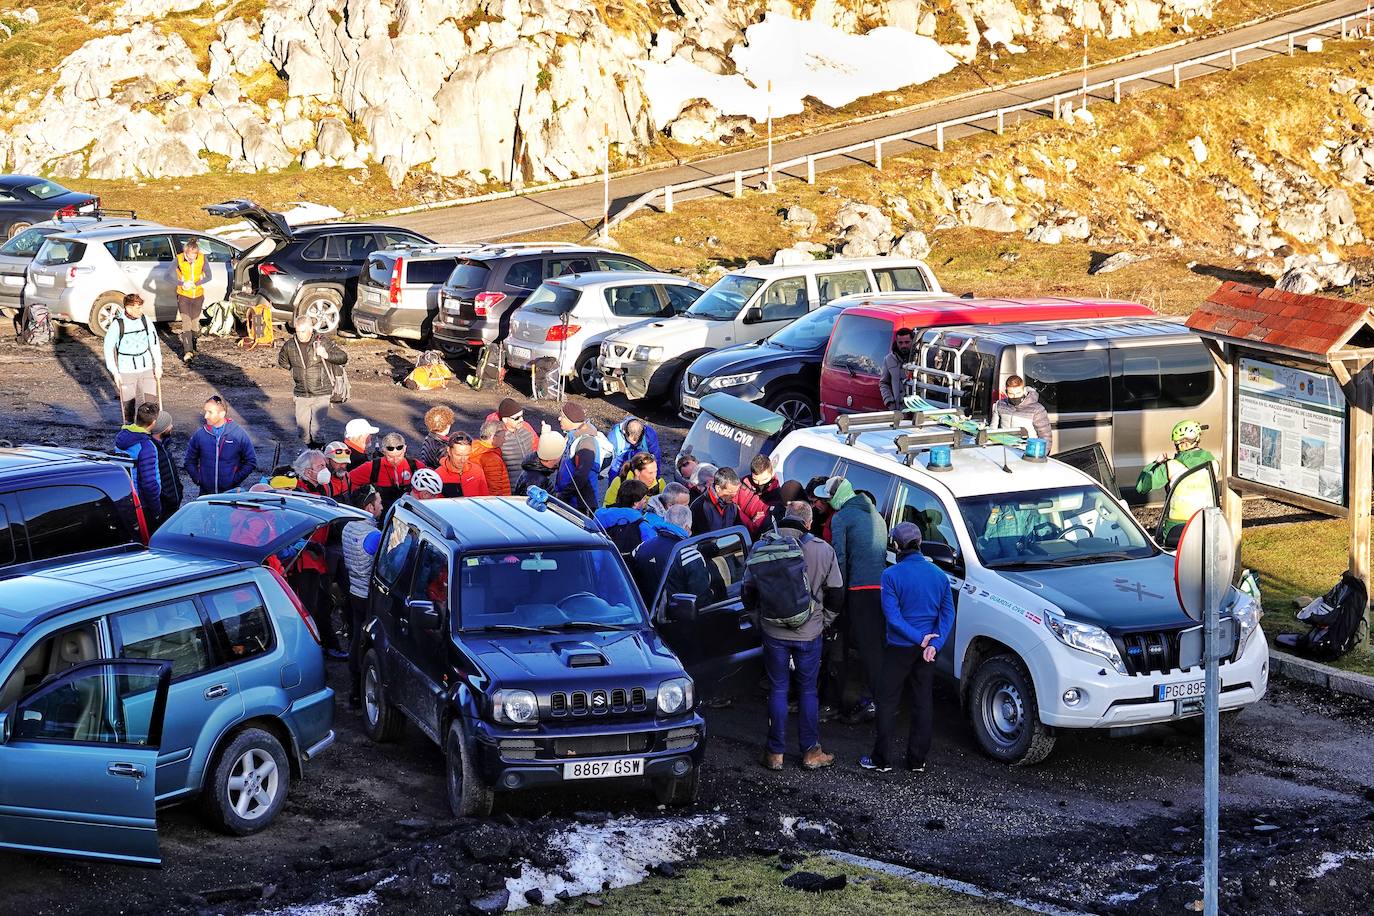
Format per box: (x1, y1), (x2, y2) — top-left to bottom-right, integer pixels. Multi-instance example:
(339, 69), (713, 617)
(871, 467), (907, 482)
(819, 296), (1156, 422)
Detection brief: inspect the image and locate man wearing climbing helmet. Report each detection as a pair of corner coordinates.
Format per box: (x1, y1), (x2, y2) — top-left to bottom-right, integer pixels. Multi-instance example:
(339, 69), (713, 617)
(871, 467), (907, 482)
(1135, 419), (1219, 538)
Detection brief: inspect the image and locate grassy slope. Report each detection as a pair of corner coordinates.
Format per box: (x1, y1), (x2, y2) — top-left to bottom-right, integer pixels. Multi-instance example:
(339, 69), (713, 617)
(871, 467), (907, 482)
(0, 0), (1333, 229)
(544, 42), (1374, 315)
(565, 854), (1031, 915)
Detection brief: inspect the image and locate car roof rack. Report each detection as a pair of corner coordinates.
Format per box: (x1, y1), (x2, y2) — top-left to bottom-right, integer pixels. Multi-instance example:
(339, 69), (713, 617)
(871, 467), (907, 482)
(395, 495), (458, 541)
(833, 403), (1030, 465)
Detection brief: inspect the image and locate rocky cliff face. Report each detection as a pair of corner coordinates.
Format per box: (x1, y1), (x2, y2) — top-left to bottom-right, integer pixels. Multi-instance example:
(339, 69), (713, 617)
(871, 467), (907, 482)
(0, 0), (1222, 187)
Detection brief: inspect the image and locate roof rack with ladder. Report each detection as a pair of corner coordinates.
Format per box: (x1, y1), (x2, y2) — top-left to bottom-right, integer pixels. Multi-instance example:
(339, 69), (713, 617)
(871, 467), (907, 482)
(906, 328), (977, 411)
(834, 400), (1030, 466)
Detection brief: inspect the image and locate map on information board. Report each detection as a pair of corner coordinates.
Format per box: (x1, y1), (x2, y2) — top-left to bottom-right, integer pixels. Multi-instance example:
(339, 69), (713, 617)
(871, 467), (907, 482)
(1236, 358), (1346, 505)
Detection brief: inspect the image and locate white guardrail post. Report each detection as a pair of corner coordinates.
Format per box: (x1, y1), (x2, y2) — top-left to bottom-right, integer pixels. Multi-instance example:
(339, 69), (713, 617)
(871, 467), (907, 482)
(874, 139), (883, 170)
(1172, 63), (1181, 89)
(996, 109), (1005, 134)
(806, 156), (815, 184)
(936, 123), (944, 151)
(733, 171), (743, 197)
(1113, 79), (1121, 103)
(664, 184), (673, 213)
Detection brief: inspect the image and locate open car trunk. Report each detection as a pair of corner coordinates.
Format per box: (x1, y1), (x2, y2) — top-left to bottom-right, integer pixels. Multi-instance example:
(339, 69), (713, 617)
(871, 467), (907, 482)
(203, 200), (293, 296)
(151, 491), (369, 566)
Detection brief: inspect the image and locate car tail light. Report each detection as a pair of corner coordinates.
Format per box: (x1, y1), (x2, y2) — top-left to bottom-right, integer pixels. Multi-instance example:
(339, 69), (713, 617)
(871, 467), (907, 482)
(258, 263), (281, 276)
(268, 566), (322, 645)
(53, 197), (98, 218)
(389, 258), (404, 305)
(545, 323), (581, 342)
(474, 291), (505, 317)
(127, 477), (150, 545)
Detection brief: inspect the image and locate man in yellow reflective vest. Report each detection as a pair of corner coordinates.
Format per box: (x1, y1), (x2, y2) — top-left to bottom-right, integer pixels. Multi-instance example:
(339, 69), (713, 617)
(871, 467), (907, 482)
(176, 238), (208, 363)
(1135, 419), (1219, 538)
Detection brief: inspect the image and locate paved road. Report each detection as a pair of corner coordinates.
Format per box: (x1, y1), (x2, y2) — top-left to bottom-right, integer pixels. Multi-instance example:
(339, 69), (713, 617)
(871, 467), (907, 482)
(388, 0), (1370, 244)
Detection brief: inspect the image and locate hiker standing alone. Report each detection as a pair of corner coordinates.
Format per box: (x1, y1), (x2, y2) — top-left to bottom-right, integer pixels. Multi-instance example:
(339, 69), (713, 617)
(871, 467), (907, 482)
(176, 238), (209, 363)
(102, 293), (162, 424)
(278, 317), (348, 449)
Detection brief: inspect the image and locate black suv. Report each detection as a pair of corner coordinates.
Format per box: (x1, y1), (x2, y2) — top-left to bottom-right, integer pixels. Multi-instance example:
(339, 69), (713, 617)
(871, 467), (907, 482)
(358, 493), (759, 816)
(203, 200), (432, 335)
(432, 243), (653, 351)
(0, 445), (149, 571)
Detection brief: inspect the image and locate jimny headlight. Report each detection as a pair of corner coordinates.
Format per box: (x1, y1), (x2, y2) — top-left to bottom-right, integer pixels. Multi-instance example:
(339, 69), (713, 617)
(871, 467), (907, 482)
(633, 345), (663, 362)
(657, 677), (695, 715)
(709, 371), (761, 390)
(1045, 611), (1128, 675)
(492, 689), (539, 724)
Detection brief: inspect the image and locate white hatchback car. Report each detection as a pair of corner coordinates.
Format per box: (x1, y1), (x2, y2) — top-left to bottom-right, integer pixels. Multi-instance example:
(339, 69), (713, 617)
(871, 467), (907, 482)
(27, 226), (238, 335)
(504, 271), (703, 394)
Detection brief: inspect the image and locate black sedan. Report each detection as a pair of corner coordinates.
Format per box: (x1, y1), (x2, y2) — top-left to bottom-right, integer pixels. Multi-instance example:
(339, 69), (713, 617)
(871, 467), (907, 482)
(0, 175), (98, 239)
(678, 303), (843, 431)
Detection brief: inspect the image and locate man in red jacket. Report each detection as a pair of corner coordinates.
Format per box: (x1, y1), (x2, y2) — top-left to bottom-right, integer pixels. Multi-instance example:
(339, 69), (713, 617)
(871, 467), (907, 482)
(349, 431), (424, 509)
(434, 433), (491, 498)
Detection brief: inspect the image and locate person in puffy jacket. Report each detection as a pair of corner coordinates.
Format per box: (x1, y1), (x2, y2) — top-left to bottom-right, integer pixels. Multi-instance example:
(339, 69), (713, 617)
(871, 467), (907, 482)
(816, 475), (888, 722)
(595, 480), (686, 559)
(184, 395), (257, 494)
(990, 375), (1052, 443)
(512, 430), (565, 496)
(608, 416), (661, 478)
(472, 420), (512, 495)
(278, 318), (348, 448)
(879, 328), (914, 410)
(115, 402), (163, 525)
(420, 406), (454, 468)
(488, 398), (539, 486)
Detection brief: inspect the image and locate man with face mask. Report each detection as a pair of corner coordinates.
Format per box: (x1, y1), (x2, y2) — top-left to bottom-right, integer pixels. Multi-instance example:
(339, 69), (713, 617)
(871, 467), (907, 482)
(990, 374), (1052, 443)
(880, 328), (915, 411)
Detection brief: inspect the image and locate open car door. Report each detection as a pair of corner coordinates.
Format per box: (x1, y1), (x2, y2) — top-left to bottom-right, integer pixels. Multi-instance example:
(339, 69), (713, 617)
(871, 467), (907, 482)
(1157, 461), (1221, 550)
(151, 491), (370, 566)
(0, 659), (171, 865)
(1053, 442), (1119, 497)
(648, 526), (760, 693)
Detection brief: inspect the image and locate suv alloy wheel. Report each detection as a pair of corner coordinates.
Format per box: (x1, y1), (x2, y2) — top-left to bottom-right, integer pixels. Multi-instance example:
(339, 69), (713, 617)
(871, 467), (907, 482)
(296, 288), (343, 335)
(446, 720), (493, 818)
(362, 648), (406, 742)
(202, 727), (292, 835)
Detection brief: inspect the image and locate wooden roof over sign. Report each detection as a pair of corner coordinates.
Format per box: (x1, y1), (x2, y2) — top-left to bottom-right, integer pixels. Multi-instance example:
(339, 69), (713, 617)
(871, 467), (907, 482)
(1186, 282), (1374, 360)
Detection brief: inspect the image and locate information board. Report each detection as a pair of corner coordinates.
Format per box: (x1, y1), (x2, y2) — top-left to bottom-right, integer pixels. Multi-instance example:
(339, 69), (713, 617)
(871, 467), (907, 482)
(1236, 357), (1346, 505)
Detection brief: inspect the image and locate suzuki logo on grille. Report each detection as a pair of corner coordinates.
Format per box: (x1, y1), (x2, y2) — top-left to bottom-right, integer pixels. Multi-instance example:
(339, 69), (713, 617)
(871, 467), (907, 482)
(591, 691), (607, 708)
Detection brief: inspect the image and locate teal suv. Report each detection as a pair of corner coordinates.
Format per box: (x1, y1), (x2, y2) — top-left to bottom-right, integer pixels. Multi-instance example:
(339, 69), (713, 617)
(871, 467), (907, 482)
(0, 491), (366, 865)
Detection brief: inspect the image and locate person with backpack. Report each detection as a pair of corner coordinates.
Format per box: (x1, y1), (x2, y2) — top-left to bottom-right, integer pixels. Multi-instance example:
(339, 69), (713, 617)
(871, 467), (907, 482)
(488, 398), (539, 486)
(743, 502), (843, 772)
(512, 429), (564, 496)
(184, 395), (257, 495)
(175, 238), (209, 363)
(115, 402), (164, 527)
(348, 431), (424, 509)
(103, 293), (163, 424)
(607, 416), (661, 478)
(594, 480), (683, 559)
(631, 503), (696, 598)
(555, 403), (611, 510)
(860, 522), (954, 774)
(148, 410), (183, 526)
(278, 317), (348, 448)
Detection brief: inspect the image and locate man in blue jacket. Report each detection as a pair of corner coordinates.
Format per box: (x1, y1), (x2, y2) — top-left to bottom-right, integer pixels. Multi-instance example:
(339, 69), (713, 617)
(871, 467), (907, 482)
(114, 402), (163, 525)
(818, 475), (888, 722)
(184, 394), (257, 494)
(607, 416), (661, 478)
(860, 522), (954, 774)
(594, 479), (685, 559)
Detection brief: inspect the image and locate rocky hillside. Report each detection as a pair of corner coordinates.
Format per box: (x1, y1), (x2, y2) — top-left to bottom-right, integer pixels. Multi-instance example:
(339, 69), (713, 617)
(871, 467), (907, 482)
(0, 0), (1225, 189)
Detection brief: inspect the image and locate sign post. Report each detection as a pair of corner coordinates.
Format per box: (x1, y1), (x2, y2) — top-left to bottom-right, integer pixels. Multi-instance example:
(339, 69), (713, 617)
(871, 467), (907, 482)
(601, 124), (610, 241)
(1174, 506), (1236, 916)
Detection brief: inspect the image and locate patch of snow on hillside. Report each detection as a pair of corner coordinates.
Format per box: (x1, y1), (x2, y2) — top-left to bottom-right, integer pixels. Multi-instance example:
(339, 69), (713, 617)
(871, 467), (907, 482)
(640, 15), (959, 130)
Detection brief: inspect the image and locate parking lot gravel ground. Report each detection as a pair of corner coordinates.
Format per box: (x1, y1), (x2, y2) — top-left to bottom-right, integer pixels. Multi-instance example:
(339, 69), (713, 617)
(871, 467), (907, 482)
(2, 328), (1373, 915)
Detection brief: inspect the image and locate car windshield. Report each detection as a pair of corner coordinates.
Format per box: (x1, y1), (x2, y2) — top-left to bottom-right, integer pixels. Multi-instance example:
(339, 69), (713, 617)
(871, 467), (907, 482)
(767, 304), (841, 351)
(458, 548), (645, 631)
(523, 284), (581, 315)
(0, 227), (54, 257)
(678, 414), (772, 476)
(686, 275), (764, 320)
(23, 180), (68, 200)
(957, 484), (1156, 569)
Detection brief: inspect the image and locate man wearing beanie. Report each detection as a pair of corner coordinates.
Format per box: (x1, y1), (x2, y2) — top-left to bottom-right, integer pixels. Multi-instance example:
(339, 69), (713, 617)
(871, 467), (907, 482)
(860, 522), (954, 774)
(148, 409), (183, 526)
(513, 427), (565, 495)
(486, 397), (538, 486)
(743, 500), (843, 771)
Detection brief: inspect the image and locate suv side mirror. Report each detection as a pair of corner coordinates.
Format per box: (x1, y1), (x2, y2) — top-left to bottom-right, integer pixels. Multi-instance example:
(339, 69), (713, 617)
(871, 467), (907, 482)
(920, 541), (962, 572)
(0, 710), (9, 745)
(407, 598), (441, 630)
(666, 593), (698, 623)
(741, 306), (763, 325)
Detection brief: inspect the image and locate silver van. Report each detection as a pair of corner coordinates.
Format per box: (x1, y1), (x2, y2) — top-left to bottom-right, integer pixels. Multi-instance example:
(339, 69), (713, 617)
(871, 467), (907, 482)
(909, 317), (1225, 499)
(354, 245), (482, 342)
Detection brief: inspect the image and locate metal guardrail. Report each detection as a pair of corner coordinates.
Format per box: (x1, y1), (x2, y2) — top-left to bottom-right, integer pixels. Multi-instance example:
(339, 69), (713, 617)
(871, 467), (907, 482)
(607, 10), (1371, 231)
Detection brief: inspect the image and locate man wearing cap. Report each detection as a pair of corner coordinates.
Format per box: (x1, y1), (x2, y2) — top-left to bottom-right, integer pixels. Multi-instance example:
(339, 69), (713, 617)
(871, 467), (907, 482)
(348, 432), (424, 509)
(744, 501), (843, 772)
(148, 409), (182, 526)
(860, 522), (954, 774)
(513, 428), (565, 496)
(322, 442), (356, 498)
(487, 397), (538, 486)
(343, 418), (379, 470)
(818, 475), (889, 724)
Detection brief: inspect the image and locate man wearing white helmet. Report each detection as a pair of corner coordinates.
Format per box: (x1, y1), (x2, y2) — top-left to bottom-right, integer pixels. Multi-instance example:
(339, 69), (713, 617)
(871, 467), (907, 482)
(410, 467), (444, 500)
(1135, 419), (1218, 539)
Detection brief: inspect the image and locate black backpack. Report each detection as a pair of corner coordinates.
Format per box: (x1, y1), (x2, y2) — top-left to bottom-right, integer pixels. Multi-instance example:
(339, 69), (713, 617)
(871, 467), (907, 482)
(746, 529), (812, 629)
(1295, 573), (1368, 660)
(605, 517), (645, 558)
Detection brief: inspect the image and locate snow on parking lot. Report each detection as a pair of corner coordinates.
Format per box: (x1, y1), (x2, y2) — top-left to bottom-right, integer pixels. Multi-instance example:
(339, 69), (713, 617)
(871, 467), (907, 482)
(640, 15), (958, 129)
